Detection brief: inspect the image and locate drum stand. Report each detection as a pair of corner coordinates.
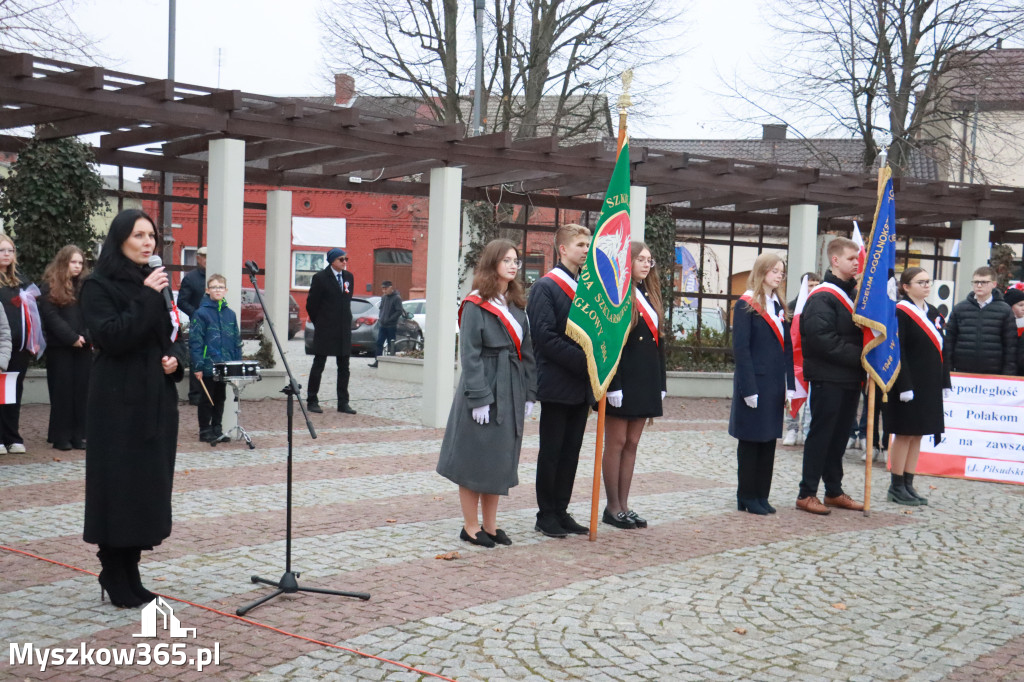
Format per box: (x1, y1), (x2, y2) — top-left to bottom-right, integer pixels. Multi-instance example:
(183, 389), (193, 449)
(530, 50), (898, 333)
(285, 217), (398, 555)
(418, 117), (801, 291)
(220, 379), (256, 449)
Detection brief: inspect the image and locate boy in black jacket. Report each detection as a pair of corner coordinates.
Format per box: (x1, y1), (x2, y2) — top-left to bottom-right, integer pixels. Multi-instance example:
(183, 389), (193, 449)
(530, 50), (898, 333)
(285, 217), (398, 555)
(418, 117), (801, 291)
(527, 224), (592, 537)
(796, 238), (865, 515)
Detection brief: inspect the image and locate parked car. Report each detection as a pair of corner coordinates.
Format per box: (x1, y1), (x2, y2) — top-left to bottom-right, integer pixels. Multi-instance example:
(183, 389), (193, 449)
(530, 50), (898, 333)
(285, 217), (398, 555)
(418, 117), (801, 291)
(671, 306), (727, 339)
(174, 288), (301, 340)
(304, 297), (423, 356)
(403, 299), (426, 335)
(239, 288), (302, 340)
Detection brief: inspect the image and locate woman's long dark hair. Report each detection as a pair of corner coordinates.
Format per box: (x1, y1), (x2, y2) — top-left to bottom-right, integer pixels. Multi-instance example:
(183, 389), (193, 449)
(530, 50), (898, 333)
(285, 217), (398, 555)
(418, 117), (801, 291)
(94, 209), (159, 278)
(43, 245), (88, 306)
(472, 239), (526, 309)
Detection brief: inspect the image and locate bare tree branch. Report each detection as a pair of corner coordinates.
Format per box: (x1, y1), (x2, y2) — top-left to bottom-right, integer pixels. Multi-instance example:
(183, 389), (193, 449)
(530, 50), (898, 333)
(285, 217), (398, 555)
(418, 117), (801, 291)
(0, 0), (99, 62)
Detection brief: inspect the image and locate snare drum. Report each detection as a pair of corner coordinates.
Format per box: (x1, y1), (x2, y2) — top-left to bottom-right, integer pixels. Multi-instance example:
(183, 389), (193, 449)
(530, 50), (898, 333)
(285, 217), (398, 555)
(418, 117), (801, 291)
(212, 360), (261, 381)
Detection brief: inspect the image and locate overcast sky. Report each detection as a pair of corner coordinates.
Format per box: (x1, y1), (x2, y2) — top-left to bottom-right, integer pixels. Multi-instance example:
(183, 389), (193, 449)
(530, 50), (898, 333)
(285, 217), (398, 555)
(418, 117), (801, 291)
(70, 0), (774, 140)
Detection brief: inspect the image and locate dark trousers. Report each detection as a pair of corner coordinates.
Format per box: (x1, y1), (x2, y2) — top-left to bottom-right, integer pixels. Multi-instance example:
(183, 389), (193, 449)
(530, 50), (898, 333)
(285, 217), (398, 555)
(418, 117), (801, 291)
(535, 401), (590, 520)
(375, 326), (397, 357)
(187, 373), (202, 405)
(736, 439), (776, 500)
(799, 381), (861, 499)
(308, 354), (350, 405)
(851, 385), (887, 447)
(46, 346), (90, 445)
(197, 380), (227, 433)
(0, 350), (31, 447)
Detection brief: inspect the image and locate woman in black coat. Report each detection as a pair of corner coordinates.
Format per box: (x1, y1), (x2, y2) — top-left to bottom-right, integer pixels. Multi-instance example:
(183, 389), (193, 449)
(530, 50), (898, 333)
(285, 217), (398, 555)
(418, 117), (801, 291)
(1003, 285), (1024, 374)
(601, 241), (667, 530)
(39, 245), (91, 451)
(0, 233), (43, 454)
(729, 253), (795, 515)
(81, 209), (184, 608)
(885, 267), (950, 506)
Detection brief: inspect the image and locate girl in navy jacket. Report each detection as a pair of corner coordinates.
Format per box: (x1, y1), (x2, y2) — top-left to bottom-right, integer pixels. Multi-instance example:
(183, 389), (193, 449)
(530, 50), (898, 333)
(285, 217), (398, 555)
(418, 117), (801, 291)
(729, 253), (795, 515)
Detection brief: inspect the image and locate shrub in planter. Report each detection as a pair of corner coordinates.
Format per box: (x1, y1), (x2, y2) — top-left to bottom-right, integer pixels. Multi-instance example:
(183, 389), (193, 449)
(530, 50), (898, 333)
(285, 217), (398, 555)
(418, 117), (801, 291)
(666, 328), (733, 372)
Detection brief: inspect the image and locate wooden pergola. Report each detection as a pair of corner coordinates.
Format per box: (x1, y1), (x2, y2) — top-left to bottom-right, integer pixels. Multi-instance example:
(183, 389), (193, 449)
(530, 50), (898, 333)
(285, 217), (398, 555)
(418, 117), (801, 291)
(2, 49), (1022, 423)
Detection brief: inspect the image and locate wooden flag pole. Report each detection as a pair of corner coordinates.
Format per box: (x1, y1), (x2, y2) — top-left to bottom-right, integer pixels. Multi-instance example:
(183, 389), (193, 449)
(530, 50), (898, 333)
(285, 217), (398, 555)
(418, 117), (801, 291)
(589, 396), (606, 541)
(863, 148), (888, 518)
(863, 385), (874, 517)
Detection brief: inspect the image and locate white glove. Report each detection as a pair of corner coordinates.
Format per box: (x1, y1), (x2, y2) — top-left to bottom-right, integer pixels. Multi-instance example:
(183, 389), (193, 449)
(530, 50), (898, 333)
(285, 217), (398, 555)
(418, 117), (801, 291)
(525, 401), (534, 417)
(786, 390), (797, 400)
(472, 405), (490, 424)
(661, 391), (666, 400)
(899, 390), (914, 403)
(607, 390), (623, 408)
(943, 388), (953, 400)
(744, 394), (758, 409)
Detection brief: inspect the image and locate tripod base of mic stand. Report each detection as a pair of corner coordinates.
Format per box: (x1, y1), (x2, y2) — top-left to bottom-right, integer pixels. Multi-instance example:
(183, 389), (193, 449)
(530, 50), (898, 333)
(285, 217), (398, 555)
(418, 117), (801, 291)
(236, 571), (370, 616)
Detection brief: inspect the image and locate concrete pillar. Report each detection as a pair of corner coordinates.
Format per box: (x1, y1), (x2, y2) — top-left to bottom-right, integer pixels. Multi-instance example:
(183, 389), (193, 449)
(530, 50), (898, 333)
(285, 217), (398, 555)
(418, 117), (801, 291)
(787, 204), (819, 298)
(265, 190), (292, 367)
(207, 138), (245, 434)
(630, 185), (647, 242)
(957, 219), (993, 301)
(422, 167), (462, 427)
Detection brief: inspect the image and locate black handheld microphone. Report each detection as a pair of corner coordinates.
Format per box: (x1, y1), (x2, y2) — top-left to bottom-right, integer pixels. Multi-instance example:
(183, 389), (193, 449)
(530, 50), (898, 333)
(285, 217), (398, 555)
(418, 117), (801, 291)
(147, 255), (174, 311)
(245, 260), (260, 276)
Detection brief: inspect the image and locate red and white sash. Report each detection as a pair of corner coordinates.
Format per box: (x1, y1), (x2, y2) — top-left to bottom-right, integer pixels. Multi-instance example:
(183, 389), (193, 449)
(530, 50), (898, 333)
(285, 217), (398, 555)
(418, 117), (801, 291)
(807, 281), (854, 313)
(170, 301), (181, 343)
(739, 290), (784, 349)
(542, 268), (577, 298)
(635, 287), (659, 344)
(460, 292), (524, 359)
(897, 300), (942, 359)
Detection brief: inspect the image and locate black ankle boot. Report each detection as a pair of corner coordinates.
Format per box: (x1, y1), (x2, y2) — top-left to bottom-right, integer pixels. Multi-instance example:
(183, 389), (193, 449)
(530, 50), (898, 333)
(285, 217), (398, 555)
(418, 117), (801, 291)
(887, 474), (920, 506)
(122, 548), (157, 603)
(97, 547), (145, 608)
(904, 472), (928, 505)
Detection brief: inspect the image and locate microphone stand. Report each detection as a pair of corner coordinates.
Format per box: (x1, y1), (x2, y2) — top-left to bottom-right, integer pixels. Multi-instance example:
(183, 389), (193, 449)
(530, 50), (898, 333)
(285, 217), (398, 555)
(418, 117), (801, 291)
(236, 260), (370, 616)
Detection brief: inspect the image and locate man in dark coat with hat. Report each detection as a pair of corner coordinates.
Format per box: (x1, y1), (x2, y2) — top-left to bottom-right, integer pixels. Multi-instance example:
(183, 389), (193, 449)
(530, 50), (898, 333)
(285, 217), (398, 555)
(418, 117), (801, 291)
(305, 248), (356, 414)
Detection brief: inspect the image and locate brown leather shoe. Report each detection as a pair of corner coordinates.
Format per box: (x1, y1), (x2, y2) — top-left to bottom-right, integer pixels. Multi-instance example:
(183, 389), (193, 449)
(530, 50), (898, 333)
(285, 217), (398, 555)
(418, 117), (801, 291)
(796, 496), (831, 515)
(824, 493), (864, 511)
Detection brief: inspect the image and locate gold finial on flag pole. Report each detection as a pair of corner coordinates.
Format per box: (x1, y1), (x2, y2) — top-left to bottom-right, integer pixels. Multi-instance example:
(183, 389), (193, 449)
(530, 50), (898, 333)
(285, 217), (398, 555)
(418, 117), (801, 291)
(618, 69), (633, 112)
(617, 69), (633, 150)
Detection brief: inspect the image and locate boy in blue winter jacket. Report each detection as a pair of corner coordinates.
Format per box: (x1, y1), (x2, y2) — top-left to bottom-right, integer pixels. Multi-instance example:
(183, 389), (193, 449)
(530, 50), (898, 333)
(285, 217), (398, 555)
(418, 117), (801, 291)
(188, 274), (242, 443)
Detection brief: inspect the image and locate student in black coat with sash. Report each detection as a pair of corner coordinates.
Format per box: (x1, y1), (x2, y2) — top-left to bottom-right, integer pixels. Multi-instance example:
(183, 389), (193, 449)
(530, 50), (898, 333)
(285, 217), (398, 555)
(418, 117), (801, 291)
(39, 245), (91, 451)
(729, 253), (795, 515)
(0, 233), (42, 455)
(81, 209), (185, 608)
(1004, 286), (1024, 373)
(601, 242), (667, 529)
(305, 247), (356, 414)
(885, 268), (950, 506)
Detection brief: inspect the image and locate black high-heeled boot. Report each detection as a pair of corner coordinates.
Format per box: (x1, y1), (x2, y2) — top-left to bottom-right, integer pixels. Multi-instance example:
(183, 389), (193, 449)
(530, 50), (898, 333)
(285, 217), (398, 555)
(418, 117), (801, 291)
(97, 547), (145, 608)
(904, 472), (928, 505)
(122, 548), (157, 603)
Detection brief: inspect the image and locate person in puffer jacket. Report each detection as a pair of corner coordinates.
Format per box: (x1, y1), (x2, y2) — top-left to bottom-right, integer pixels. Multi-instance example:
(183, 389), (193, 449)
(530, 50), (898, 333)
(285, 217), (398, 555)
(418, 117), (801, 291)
(944, 266), (1016, 376)
(188, 274), (242, 443)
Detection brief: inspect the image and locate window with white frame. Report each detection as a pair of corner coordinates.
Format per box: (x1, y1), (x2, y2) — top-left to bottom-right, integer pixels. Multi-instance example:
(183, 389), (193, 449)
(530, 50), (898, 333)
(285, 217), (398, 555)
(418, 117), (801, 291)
(181, 246), (197, 267)
(292, 251), (326, 289)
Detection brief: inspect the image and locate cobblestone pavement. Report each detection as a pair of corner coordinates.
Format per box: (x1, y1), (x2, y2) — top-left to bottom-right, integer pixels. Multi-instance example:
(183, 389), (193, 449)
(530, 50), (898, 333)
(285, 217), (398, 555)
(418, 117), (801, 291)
(2, 340), (1024, 680)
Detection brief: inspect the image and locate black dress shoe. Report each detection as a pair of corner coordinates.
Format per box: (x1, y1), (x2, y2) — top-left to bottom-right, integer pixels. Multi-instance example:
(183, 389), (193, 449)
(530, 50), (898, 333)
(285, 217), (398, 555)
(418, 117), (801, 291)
(368, 361), (378, 368)
(558, 513), (589, 535)
(460, 528), (495, 547)
(602, 509), (636, 529)
(758, 499), (777, 514)
(307, 402), (323, 413)
(534, 516), (568, 538)
(71, 439), (86, 450)
(53, 441), (73, 451)
(485, 528), (512, 545)
(338, 403), (357, 414)
(626, 510), (648, 528)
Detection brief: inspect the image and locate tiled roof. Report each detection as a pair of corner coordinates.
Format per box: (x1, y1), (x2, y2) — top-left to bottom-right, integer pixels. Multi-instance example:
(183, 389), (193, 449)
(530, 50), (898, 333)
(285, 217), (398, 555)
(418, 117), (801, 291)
(942, 48), (1024, 106)
(633, 137), (941, 181)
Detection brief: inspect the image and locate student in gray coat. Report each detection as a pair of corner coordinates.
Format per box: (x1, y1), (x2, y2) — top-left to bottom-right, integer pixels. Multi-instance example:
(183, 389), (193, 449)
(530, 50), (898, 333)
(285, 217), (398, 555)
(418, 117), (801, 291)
(436, 239), (537, 548)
